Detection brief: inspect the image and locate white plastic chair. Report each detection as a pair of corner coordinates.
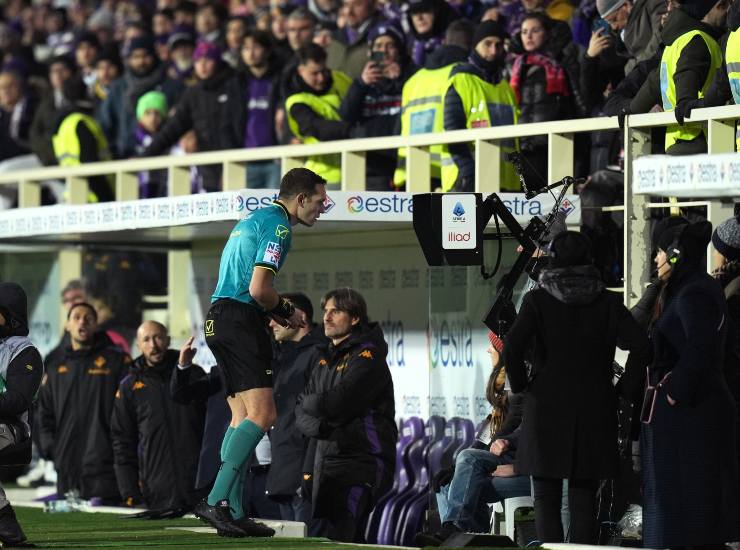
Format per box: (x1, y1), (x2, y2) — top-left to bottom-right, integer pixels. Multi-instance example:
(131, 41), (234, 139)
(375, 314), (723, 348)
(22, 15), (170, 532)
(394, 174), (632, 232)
(490, 496), (535, 541)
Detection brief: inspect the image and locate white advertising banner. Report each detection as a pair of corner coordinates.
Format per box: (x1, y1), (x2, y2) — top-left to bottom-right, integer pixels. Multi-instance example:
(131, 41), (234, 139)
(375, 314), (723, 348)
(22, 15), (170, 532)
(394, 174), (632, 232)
(0, 190), (580, 239)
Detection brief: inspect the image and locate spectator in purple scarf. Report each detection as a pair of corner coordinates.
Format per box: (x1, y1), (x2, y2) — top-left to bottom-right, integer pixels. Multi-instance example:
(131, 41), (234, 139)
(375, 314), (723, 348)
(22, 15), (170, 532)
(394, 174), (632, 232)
(406, 0), (457, 67)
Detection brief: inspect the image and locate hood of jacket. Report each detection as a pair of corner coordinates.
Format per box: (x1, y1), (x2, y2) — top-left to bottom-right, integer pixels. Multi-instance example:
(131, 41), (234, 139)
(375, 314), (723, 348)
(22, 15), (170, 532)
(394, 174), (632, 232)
(661, 7), (720, 45)
(132, 348), (178, 379)
(424, 44), (468, 69)
(0, 282), (28, 337)
(328, 321), (388, 359)
(539, 265), (606, 305)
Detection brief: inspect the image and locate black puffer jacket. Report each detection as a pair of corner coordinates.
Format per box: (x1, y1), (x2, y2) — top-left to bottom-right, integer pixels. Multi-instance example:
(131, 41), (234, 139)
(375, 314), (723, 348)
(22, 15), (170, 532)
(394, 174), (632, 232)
(38, 332), (131, 500)
(266, 326), (325, 499)
(111, 350), (206, 509)
(295, 323), (397, 517)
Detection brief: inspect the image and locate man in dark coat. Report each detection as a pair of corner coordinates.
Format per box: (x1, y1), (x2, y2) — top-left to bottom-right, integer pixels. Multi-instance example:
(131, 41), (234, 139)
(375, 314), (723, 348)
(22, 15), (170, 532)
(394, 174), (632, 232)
(0, 283), (44, 547)
(504, 231), (651, 544)
(142, 40), (233, 191)
(265, 293), (324, 522)
(111, 322), (205, 512)
(641, 218), (739, 548)
(295, 288), (397, 543)
(98, 35), (184, 159)
(38, 302), (131, 502)
(325, 0), (385, 79)
(0, 68), (38, 162)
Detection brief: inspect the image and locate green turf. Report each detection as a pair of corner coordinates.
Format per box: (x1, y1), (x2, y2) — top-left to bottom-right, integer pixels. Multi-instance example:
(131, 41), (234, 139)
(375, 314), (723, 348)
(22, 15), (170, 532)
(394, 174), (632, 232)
(15, 506), (528, 549)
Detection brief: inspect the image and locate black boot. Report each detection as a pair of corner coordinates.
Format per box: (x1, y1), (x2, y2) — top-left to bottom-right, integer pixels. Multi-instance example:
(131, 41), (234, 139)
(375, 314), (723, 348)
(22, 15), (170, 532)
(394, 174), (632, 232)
(193, 499), (246, 538)
(0, 504), (31, 547)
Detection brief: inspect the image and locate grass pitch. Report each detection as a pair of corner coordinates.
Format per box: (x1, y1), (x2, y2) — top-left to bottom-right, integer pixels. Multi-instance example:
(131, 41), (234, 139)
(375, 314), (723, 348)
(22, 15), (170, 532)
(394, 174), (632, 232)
(14, 506), (340, 549)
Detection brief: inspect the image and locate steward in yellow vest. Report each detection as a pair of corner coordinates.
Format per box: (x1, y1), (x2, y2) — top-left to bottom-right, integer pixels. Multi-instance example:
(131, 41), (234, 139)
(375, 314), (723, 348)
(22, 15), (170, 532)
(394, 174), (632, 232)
(442, 21), (519, 192)
(671, 5), (740, 151)
(393, 20), (474, 189)
(52, 78), (114, 202)
(644, 3), (723, 154)
(286, 44), (352, 187)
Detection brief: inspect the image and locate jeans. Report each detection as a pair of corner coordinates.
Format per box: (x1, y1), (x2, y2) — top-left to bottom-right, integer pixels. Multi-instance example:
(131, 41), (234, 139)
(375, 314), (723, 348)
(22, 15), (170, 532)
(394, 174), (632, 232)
(247, 161), (281, 189)
(276, 494), (311, 524)
(436, 448), (530, 532)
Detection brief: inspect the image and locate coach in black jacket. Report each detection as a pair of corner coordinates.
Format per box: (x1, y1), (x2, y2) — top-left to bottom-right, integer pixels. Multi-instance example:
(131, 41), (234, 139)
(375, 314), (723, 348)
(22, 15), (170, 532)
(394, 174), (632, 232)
(265, 294), (325, 522)
(111, 321), (205, 511)
(38, 303), (131, 502)
(295, 288), (397, 543)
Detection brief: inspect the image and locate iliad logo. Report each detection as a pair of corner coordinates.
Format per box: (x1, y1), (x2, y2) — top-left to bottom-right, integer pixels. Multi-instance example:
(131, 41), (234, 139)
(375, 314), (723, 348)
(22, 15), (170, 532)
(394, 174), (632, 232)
(448, 231), (471, 242)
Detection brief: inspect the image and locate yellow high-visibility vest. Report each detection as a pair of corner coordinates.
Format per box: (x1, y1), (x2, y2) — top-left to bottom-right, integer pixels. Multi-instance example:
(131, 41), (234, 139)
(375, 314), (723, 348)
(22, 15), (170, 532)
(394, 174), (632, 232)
(660, 29), (722, 151)
(286, 70), (352, 186)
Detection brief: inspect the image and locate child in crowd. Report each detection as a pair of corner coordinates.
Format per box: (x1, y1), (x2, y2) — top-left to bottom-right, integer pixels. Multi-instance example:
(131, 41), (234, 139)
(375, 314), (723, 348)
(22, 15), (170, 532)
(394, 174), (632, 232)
(134, 91), (168, 198)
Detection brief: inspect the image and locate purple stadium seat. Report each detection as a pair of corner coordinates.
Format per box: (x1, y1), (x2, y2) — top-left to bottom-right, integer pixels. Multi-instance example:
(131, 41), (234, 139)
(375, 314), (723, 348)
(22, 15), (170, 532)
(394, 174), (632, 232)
(451, 418), (476, 462)
(424, 416), (451, 480)
(364, 416), (424, 543)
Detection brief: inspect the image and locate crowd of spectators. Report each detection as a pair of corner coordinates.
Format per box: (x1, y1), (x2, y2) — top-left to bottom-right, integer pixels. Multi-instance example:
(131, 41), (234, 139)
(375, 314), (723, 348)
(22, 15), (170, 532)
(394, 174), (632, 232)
(0, 0), (737, 205)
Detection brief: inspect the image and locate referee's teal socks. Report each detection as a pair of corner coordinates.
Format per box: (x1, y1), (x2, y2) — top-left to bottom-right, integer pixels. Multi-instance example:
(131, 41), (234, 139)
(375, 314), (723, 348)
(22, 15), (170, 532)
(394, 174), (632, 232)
(207, 419), (264, 515)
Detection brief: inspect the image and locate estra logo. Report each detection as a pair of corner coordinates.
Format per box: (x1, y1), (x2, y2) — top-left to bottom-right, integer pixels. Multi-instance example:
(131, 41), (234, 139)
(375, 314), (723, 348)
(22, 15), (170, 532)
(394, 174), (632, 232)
(448, 231), (471, 242)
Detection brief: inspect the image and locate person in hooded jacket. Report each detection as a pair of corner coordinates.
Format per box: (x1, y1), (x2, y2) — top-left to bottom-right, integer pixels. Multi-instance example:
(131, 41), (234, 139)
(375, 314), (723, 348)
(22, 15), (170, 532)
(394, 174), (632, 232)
(641, 217), (739, 548)
(295, 288), (397, 543)
(38, 302), (131, 503)
(339, 22), (416, 190)
(265, 293), (326, 523)
(405, 0), (457, 67)
(111, 322), (205, 513)
(142, 40), (233, 192)
(0, 283), (43, 547)
(503, 231), (651, 544)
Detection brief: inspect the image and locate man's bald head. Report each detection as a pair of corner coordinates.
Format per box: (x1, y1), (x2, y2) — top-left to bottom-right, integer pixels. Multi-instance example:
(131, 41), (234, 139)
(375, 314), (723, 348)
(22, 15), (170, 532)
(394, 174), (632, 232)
(136, 320), (170, 366)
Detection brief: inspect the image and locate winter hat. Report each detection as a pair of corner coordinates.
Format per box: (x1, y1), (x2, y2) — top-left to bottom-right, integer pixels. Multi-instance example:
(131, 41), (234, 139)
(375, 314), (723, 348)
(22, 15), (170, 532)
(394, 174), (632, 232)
(654, 216), (689, 253)
(0, 282), (29, 337)
(193, 40), (222, 62)
(596, 0), (627, 18)
(408, 0), (436, 14)
(547, 230), (594, 268)
(167, 25), (196, 49)
(136, 91), (168, 120)
(712, 213), (740, 261)
(472, 20), (508, 47)
(367, 21), (406, 51)
(124, 35), (156, 58)
(677, 0), (717, 21)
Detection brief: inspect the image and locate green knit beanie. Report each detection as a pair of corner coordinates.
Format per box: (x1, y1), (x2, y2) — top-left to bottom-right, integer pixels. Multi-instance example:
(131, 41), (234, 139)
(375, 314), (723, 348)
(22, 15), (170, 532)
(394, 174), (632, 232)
(136, 91), (168, 121)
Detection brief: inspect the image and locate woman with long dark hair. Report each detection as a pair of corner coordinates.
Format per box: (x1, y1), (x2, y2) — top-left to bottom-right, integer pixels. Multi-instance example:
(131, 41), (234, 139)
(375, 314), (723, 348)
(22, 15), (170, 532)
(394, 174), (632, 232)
(641, 218), (739, 549)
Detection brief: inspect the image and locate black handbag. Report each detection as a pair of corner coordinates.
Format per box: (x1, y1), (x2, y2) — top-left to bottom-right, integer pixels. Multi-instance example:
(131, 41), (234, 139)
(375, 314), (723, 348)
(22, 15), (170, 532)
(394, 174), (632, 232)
(0, 421), (32, 466)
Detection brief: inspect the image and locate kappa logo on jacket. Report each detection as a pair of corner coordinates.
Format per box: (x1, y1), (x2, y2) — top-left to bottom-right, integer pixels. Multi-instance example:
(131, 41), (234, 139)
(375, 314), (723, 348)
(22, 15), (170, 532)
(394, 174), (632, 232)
(57, 365), (68, 374)
(133, 381), (146, 390)
(359, 349), (373, 360)
(94, 356), (106, 367)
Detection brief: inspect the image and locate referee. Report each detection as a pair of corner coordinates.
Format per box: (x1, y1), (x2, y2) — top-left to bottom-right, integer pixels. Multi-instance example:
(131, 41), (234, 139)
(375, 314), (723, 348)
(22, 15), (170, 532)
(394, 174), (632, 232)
(194, 168), (327, 537)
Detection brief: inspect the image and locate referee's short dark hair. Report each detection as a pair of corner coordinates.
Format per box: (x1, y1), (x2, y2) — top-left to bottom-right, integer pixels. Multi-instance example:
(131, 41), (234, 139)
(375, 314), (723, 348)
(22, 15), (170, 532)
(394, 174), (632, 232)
(321, 288), (369, 326)
(283, 292), (313, 323)
(279, 168), (326, 199)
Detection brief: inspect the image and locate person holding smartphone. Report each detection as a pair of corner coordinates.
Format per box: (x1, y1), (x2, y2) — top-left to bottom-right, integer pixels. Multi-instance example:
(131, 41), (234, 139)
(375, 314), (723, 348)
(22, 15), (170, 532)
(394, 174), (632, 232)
(339, 23), (416, 190)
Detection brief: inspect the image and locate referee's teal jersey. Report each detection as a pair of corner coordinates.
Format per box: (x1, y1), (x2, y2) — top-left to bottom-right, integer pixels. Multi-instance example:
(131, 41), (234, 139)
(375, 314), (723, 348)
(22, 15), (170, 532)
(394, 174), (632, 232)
(211, 201), (293, 305)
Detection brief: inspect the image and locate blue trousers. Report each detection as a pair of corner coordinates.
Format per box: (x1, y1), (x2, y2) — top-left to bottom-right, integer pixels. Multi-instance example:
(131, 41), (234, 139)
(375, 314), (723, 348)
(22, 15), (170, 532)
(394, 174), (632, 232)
(436, 448), (530, 532)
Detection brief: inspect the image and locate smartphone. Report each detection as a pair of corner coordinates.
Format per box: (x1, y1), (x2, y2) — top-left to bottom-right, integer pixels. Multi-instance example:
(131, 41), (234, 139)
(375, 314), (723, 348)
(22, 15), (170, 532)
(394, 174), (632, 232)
(370, 51), (386, 65)
(592, 18), (611, 35)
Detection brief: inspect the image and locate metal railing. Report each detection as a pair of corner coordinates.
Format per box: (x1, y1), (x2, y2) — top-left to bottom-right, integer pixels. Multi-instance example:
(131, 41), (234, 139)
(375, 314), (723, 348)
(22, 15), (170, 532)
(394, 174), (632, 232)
(1, 103), (739, 333)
